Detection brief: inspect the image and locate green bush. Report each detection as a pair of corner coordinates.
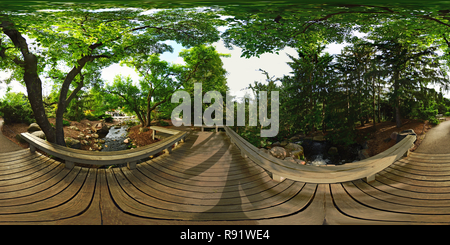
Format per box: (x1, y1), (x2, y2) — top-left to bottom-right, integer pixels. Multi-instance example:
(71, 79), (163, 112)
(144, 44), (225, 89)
(159, 120), (169, 126)
(98, 113), (113, 122)
(0, 92), (34, 125)
(63, 119), (71, 126)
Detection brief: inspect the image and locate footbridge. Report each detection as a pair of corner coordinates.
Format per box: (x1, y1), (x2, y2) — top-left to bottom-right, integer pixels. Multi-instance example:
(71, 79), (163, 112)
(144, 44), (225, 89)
(0, 123), (450, 224)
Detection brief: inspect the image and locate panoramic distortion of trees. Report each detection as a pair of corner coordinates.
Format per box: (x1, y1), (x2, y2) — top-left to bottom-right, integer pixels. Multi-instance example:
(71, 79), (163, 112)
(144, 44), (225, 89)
(2, 1), (450, 147)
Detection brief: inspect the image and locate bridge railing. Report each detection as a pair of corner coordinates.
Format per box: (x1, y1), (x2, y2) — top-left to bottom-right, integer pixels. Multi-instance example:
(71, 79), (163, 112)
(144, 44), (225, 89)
(223, 126), (416, 184)
(21, 126), (186, 170)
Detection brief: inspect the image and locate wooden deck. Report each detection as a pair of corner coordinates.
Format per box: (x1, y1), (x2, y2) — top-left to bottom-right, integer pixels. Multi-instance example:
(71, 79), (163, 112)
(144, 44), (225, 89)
(0, 131), (449, 224)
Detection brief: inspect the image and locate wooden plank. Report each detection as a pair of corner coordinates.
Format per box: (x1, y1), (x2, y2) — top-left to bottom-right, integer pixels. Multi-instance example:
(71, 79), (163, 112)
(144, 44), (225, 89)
(0, 159), (63, 192)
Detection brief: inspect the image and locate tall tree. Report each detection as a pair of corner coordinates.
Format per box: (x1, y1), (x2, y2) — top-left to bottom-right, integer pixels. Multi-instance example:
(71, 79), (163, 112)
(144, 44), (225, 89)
(107, 54), (184, 127)
(0, 7), (223, 145)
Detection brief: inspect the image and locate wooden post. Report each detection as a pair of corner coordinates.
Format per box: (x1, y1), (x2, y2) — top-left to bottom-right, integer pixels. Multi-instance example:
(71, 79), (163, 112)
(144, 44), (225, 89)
(152, 129), (155, 140)
(364, 174), (375, 183)
(127, 161), (136, 170)
(216, 125), (218, 132)
(241, 151), (247, 158)
(65, 161), (74, 169)
(30, 144), (36, 153)
(164, 147), (172, 154)
(272, 173), (285, 182)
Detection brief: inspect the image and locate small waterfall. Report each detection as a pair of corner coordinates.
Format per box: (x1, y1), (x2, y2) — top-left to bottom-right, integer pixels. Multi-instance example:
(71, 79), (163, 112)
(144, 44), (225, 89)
(307, 154), (330, 166)
(100, 126), (129, 151)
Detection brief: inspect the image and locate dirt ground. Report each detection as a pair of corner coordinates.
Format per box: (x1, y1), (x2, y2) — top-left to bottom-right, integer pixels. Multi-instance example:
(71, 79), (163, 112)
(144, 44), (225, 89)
(356, 118), (436, 156)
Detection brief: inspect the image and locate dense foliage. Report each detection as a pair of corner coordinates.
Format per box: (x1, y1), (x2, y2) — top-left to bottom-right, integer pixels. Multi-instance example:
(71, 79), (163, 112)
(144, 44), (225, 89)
(3, 1), (450, 148)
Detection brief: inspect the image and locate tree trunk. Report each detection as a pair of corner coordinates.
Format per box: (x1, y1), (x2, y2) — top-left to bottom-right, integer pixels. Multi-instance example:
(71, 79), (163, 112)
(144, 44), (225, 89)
(394, 71), (402, 128)
(372, 77), (376, 130)
(377, 78), (381, 123)
(1, 21), (56, 143)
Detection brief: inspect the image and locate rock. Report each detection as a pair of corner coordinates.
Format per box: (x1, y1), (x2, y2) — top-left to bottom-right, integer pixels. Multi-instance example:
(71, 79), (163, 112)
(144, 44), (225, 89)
(78, 133), (85, 139)
(328, 147), (339, 155)
(27, 123), (41, 133)
(86, 123), (91, 127)
(65, 137), (81, 149)
(69, 126), (80, 131)
(279, 141), (288, 147)
(269, 146), (287, 160)
(31, 130), (46, 140)
(82, 140), (89, 145)
(86, 135), (91, 140)
(285, 157), (296, 163)
(99, 139), (105, 144)
(285, 143), (303, 152)
(295, 159), (306, 165)
(313, 135), (325, 141)
(139, 127), (149, 133)
(396, 129), (417, 143)
(85, 128), (92, 134)
(358, 149), (370, 160)
(114, 125), (121, 129)
(124, 138), (130, 144)
(289, 135), (300, 142)
(92, 133), (99, 139)
(290, 149), (304, 159)
(271, 141), (281, 147)
(390, 132), (398, 141)
(92, 122), (109, 134)
(284, 143), (304, 159)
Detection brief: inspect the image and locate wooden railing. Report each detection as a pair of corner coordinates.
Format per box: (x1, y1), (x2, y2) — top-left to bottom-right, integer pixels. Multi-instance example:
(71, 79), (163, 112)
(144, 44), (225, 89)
(224, 126), (416, 184)
(21, 126), (186, 170)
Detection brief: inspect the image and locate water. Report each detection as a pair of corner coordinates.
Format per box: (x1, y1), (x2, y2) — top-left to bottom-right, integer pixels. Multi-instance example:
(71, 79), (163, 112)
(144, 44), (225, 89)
(300, 139), (362, 165)
(100, 125), (130, 151)
(308, 155), (330, 166)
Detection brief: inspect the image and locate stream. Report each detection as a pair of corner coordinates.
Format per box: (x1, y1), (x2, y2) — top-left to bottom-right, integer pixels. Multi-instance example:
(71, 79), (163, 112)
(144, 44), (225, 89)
(100, 125), (129, 151)
(299, 139), (363, 166)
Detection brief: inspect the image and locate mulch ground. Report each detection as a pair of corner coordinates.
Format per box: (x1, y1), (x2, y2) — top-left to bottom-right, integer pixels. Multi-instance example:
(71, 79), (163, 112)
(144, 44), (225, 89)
(356, 118), (436, 156)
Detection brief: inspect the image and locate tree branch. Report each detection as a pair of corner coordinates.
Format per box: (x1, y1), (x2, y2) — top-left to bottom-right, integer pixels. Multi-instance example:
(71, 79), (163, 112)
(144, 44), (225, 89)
(65, 73), (84, 107)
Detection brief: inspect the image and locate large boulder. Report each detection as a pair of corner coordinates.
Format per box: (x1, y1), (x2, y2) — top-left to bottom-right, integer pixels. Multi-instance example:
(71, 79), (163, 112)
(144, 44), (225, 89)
(284, 143), (304, 159)
(269, 146), (287, 160)
(92, 122), (109, 135)
(358, 149), (370, 160)
(31, 130), (46, 140)
(328, 147), (339, 156)
(27, 123), (41, 133)
(396, 129), (417, 143)
(65, 137), (81, 149)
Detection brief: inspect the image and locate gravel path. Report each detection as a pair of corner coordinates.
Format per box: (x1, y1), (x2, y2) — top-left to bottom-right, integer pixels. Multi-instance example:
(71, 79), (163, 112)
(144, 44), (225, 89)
(0, 117), (24, 153)
(414, 119), (450, 154)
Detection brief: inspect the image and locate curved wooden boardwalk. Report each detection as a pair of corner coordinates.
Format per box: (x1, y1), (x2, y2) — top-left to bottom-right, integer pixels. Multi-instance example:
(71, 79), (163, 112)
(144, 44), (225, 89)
(1, 129), (450, 224)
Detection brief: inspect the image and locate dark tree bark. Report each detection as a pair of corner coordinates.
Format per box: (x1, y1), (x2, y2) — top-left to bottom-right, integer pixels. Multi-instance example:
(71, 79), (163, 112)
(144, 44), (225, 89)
(1, 21), (57, 143)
